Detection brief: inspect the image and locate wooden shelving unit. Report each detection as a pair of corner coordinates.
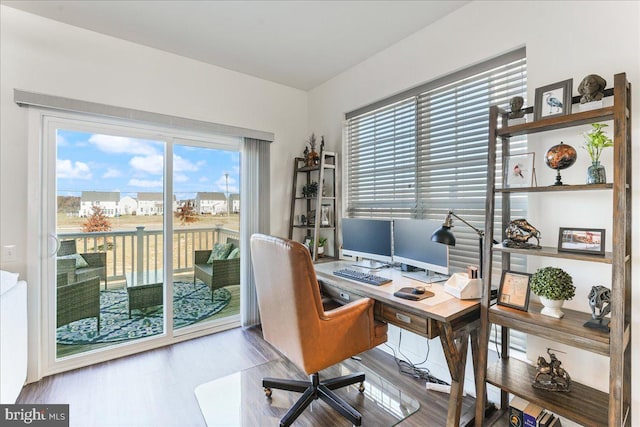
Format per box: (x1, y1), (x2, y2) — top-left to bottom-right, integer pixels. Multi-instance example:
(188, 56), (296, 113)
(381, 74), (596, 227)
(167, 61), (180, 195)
(288, 150), (338, 262)
(475, 73), (632, 427)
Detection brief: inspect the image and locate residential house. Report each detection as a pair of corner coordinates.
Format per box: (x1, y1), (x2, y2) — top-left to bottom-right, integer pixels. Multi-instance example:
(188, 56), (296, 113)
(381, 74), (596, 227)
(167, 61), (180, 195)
(78, 191), (120, 217)
(136, 192), (164, 216)
(195, 192), (227, 215)
(229, 193), (240, 214)
(118, 196), (138, 215)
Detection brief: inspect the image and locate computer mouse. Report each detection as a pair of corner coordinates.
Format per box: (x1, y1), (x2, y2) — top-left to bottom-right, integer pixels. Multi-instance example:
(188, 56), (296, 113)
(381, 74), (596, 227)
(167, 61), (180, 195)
(412, 286), (426, 295)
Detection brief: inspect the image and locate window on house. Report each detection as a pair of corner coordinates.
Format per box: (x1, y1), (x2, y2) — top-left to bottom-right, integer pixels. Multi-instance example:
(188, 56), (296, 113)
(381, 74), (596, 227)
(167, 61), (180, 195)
(345, 48), (527, 353)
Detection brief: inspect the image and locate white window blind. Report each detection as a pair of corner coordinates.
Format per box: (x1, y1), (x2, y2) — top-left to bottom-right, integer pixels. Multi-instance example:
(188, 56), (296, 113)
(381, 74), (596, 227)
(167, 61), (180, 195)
(345, 49), (527, 274)
(345, 49), (528, 352)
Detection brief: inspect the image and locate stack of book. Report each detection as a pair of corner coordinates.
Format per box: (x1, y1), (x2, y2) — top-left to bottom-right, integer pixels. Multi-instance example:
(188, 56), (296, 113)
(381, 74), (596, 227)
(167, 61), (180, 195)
(509, 396), (562, 427)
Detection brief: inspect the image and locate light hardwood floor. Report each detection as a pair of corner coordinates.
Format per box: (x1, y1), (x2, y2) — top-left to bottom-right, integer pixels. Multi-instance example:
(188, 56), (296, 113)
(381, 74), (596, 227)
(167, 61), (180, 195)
(19, 326), (479, 426)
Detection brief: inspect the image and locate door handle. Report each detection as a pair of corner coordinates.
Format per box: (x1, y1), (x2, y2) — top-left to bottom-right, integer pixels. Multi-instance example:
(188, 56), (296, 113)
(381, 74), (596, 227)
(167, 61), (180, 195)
(49, 234), (60, 257)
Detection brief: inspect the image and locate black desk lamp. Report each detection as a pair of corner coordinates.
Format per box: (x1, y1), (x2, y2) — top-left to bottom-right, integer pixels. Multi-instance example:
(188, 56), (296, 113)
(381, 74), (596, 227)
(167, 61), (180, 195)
(431, 210), (497, 279)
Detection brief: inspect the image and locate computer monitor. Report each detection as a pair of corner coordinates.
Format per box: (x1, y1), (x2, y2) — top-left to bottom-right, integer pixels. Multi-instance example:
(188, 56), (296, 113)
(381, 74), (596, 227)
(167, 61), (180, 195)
(341, 218), (393, 269)
(393, 219), (449, 284)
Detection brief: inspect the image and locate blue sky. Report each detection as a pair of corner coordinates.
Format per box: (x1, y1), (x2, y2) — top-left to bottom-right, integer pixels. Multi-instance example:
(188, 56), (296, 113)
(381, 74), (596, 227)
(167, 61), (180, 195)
(56, 130), (240, 199)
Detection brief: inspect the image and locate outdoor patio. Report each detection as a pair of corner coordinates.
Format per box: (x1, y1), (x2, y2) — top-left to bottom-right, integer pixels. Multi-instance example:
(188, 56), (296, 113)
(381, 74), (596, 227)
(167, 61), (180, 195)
(55, 226), (241, 357)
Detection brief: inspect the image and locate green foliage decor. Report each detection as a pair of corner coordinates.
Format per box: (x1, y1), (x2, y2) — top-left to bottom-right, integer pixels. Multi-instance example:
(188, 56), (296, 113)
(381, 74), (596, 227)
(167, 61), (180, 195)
(302, 181), (318, 197)
(583, 123), (613, 163)
(530, 267), (575, 301)
(309, 236), (327, 247)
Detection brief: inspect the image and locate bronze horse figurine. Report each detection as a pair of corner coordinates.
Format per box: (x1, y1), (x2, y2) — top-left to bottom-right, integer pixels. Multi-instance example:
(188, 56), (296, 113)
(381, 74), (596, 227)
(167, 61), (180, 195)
(533, 348), (571, 392)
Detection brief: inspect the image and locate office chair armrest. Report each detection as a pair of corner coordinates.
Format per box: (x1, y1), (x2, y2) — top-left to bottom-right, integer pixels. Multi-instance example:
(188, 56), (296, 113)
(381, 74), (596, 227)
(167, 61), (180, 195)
(322, 297), (374, 322)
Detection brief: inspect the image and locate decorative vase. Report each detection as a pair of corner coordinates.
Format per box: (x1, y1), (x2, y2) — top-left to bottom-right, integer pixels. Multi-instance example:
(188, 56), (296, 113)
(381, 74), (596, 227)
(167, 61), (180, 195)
(317, 246), (325, 256)
(539, 297), (565, 318)
(586, 161), (606, 184)
(306, 150), (319, 167)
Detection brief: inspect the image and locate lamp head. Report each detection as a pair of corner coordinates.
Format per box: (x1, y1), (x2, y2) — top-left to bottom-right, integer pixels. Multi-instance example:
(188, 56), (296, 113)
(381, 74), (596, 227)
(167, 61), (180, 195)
(431, 211), (456, 246)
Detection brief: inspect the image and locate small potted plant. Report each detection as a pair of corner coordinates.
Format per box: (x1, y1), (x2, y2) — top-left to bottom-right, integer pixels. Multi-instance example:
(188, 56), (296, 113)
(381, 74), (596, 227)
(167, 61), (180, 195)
(309, 236), (328, 256)
(302, 181), (318, 198)
(530, 266), (576, 318)
(583, 123), (613, 184)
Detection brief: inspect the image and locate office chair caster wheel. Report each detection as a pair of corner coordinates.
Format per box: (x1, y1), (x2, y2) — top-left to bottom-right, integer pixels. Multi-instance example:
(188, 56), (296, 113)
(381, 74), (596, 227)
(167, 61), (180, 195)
(358, 382), (365, 393)
(264, 387), (272, 398)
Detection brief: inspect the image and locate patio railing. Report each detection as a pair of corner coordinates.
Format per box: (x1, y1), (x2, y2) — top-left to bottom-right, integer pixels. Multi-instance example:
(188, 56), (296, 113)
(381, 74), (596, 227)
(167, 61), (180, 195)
(58, 226), (239, 284)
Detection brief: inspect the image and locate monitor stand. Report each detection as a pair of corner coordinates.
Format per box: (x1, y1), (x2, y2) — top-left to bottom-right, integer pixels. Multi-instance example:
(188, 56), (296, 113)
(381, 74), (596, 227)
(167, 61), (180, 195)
(401, 269), (449, 284)
(351, 259), (388, 270)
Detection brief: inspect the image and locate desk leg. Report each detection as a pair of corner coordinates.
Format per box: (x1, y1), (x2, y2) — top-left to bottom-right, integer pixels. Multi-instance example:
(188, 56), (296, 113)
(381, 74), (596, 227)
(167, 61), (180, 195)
(439, 322), (470, 427)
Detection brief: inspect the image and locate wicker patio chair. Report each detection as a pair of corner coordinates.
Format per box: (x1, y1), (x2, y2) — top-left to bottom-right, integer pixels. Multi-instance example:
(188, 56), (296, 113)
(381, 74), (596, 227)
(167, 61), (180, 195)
(193, 238), (240, 301)
(56, 275), (101, 331)
(57, 240), (108, 289)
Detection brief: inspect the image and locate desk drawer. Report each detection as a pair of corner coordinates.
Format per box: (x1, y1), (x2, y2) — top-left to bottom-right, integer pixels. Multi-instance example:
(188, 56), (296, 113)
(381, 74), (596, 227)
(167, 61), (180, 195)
(320, 282), (362, 305)
(378, 304), (439, 339)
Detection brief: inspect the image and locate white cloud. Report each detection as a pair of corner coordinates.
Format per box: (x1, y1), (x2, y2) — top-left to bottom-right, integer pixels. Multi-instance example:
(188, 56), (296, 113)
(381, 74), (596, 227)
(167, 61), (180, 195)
(174, 174), (189, 183)
(130, 154), (164, 174)
(215, 174), (239, 193)
(57, 159), (92, 179)
(174, 155), (199, 172)
(89, 134), (159, 156)
(199, 177), (209, 183)
(56, 134), (69, 147)
(102, 168), (122, 178)
(128, 178), (163, 188)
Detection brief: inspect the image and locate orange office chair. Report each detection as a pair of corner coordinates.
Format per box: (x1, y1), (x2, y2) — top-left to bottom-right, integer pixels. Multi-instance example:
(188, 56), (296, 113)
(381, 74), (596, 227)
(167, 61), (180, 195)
(250, 234), (388, 426)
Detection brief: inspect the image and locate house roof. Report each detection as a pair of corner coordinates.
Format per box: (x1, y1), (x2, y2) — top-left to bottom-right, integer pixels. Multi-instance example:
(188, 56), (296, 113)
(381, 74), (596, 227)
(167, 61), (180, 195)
(81, 191), (120, 202)
(196, 192), (226, 201)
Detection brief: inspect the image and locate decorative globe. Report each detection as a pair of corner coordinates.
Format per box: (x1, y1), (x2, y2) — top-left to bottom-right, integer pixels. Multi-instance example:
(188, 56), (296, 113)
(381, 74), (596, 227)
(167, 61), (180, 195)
(545, 142), (577, 186)
(545, 142), (577, 170)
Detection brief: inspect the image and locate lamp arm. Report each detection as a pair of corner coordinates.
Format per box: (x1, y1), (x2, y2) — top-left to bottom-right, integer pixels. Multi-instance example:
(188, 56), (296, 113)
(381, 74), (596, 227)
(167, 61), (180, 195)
(449, 211), (484, 237)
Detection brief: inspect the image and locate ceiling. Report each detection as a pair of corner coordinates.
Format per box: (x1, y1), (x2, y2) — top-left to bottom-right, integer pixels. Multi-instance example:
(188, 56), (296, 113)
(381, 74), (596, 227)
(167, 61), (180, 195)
(2, 0), (469, 90)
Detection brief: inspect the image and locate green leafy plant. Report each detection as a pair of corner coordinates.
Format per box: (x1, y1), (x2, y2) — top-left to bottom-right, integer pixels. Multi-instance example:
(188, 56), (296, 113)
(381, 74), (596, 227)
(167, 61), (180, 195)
(309, 237), (327, 247)
(302, 181), (318, 197)
(583, 123), (613, 163)
(530, 267), (575, 301)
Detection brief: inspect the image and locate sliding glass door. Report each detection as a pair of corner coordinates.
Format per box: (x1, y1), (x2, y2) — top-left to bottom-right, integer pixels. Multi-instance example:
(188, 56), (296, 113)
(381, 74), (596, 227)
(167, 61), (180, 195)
(45, 116), (241, 365)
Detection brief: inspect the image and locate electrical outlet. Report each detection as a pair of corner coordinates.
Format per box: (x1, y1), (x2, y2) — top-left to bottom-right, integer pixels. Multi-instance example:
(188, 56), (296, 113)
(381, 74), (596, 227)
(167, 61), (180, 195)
(2, 245), (17, 262)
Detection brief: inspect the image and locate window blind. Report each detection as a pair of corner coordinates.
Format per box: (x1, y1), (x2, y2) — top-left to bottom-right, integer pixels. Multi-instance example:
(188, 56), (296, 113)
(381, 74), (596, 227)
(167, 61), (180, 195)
(345, 50), (528, 351)
(345, 50), (527, 274)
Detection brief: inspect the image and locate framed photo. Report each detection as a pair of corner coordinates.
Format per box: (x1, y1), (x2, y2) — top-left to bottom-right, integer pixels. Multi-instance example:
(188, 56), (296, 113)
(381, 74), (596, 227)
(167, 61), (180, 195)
(557, 227), (605, 256)
(534, 79), (573, 121)
(497, 270), (531, 311)
(504, 152), (535, 188)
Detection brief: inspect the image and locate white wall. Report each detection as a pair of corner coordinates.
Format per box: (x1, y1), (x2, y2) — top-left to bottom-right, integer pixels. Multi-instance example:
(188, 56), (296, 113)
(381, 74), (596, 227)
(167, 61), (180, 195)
(309, 1), (640, 424)
(0, 5), (307, 279)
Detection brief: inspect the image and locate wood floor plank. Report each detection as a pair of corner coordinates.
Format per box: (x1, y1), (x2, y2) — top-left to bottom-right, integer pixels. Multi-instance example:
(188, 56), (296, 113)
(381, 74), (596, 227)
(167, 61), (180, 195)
(18, 326), (476, 426)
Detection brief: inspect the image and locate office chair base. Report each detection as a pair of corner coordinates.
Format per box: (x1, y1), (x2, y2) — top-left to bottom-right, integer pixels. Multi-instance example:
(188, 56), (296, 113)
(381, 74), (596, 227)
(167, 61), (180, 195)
(263, 371), (365, 427)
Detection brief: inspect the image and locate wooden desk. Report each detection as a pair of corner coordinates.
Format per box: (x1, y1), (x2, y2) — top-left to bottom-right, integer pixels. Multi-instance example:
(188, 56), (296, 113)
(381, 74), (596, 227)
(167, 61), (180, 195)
(314, 261), (481, 427)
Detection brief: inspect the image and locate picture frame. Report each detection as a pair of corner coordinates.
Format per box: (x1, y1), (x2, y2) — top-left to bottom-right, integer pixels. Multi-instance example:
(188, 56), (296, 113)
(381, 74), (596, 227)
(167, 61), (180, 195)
(534, 79), (573, 121)
(504, 152), (536, 188)
(497, 270), (531, 311)
(557, 227), (605, 256)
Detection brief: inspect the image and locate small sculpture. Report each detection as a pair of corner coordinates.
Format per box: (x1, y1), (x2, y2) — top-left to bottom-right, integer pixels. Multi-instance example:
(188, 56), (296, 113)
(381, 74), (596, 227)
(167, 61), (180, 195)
(578, 74), (607, 104)
(533, 348), (572, 392)
(584, 285), (611, 331)
(503, 219), (541, 249)
(508, 96), (525, 119)
(306, 133), (319, 167)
